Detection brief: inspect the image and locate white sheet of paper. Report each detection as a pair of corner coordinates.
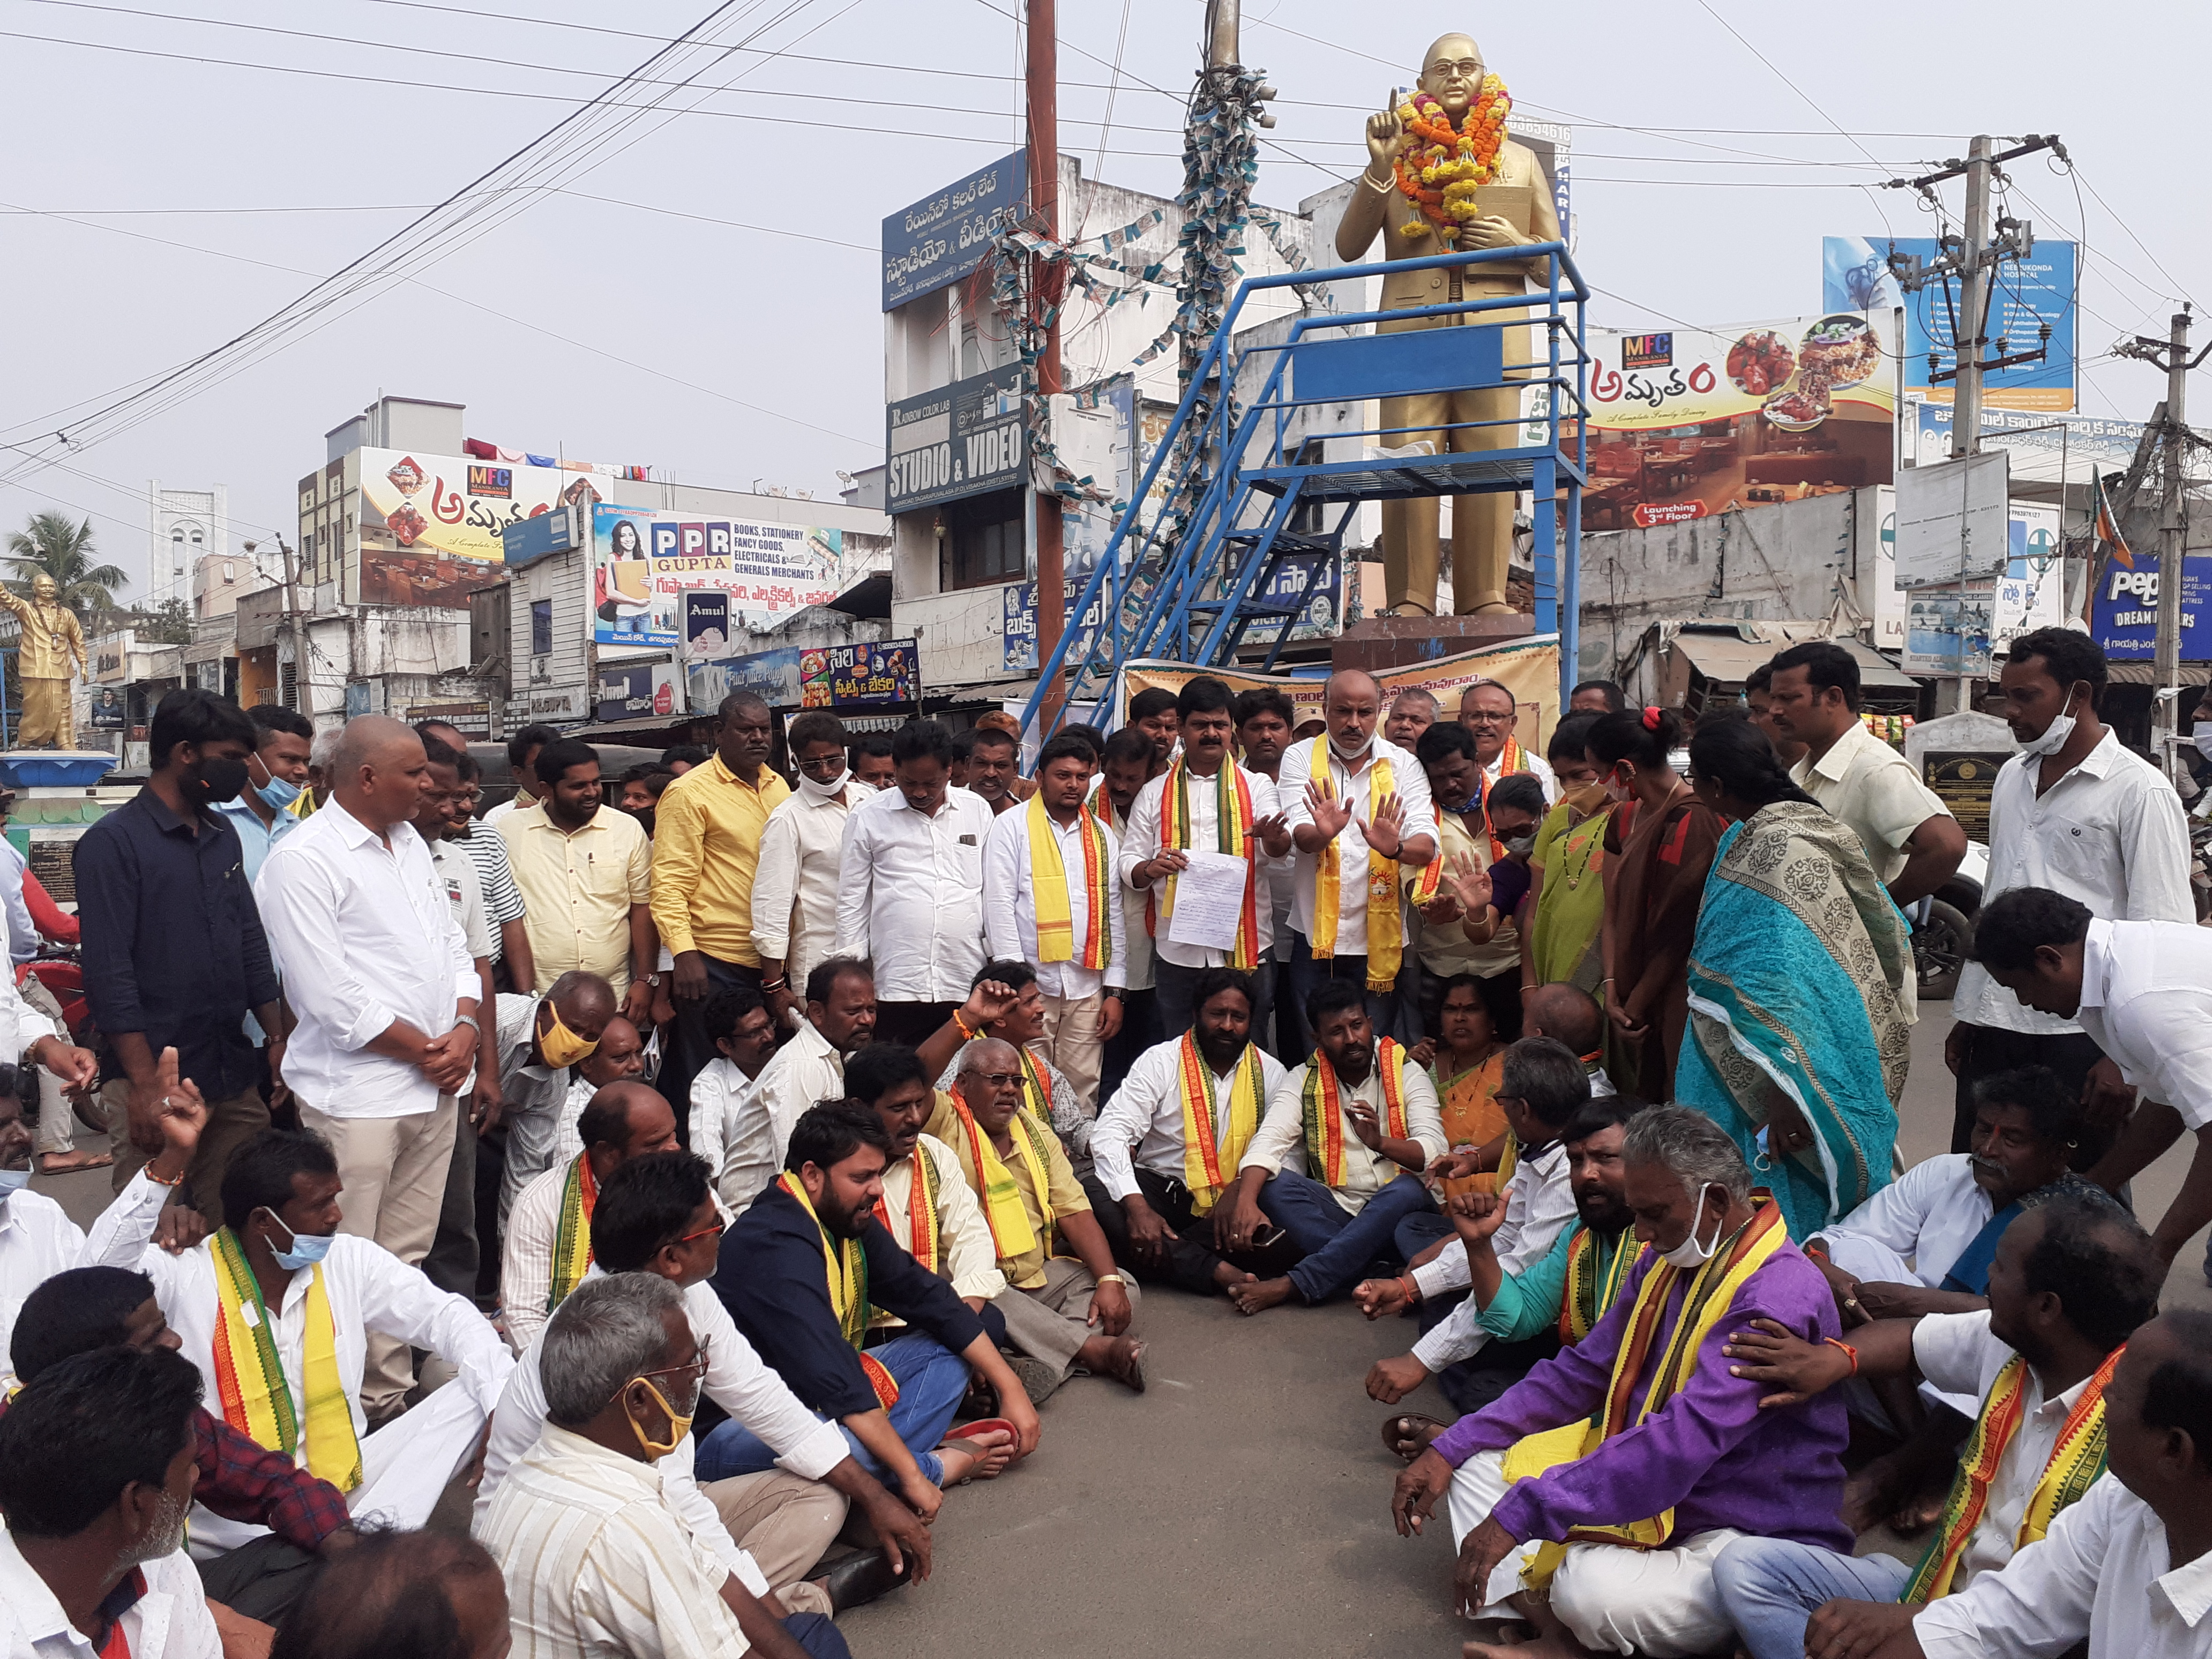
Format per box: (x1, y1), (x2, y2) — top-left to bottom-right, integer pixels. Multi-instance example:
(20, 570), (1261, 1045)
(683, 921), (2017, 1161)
(1165, 849), (1251, 951)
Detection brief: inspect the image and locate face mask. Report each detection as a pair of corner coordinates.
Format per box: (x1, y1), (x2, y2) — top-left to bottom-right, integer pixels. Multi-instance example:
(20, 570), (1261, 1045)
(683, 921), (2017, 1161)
(257, 774), (303, 810)
(627, 1377), (696, 1459)
(538, 1004), (600, 1068)
(1503, 834), (1536, 857)
(2017, 706), (2077, 758)
(1329, 730), (1373, 764)
(629, 806), (656, 839)
(0, 1166), (29, 1202)
(1563, 780), (1611, 817)
(1659, 1184), (1727, 1269)
(261, 1208), (335, 1272)
(796, 766), (849, 804)
(186, 755), (251, 808)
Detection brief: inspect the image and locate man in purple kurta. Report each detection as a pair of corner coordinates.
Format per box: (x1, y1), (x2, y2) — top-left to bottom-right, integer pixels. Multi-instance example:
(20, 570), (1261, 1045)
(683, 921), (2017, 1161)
(1391, 1108), (1850, 1658)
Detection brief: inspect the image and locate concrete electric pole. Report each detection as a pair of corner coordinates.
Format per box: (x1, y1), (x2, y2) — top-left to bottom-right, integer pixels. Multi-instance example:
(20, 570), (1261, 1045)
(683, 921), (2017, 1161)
(1027, 0), (1065, 669)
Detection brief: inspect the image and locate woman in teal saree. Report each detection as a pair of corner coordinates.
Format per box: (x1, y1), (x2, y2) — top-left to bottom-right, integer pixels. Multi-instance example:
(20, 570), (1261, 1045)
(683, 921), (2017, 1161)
(1675, 717), (1914, 1238)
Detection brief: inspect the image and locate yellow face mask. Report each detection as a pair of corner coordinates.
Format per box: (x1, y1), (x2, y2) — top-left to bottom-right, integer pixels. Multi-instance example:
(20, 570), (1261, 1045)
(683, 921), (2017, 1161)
(537, 1003), (600, 1068)
(626, 1377), (696, 1460)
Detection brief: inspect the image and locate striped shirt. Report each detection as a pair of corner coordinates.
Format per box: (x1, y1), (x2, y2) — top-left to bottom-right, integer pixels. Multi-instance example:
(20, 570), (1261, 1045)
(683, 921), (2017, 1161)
(455, 825), (528, 957)
(481, 1424), (754, 1659)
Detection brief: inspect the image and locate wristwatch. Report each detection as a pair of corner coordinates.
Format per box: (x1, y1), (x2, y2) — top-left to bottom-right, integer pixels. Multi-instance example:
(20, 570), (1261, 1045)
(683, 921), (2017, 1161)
(644, 973), (662, 989)
(452, 1014), (480, 1037)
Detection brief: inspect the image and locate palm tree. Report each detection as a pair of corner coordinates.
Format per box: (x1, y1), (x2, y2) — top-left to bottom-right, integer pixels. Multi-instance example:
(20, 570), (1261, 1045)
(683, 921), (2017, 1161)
(5, 511), (130, 616)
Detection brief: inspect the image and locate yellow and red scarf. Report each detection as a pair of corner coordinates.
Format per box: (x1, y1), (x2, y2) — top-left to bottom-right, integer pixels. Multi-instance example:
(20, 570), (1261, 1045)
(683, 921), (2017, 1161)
(1503, 1195), (1787, 1586)
(873, 1141), (942, 1274)
(1307, 735), (1409, 988)
(946, 1094), (1060, 1266)
(1903, 1344), (2123, 1601)
(549, 1153), (598, 1313)
(1175, 1031), (1269, 1216)
(1301, 1037), (1411, 1188)
(210, 1228), (362, 1491)
(779, 1171), (899, 1409)
(1152, 758), (1261, 969)
(1559, 1224), (1641, 1346)
(1027, 793), (1112, 970)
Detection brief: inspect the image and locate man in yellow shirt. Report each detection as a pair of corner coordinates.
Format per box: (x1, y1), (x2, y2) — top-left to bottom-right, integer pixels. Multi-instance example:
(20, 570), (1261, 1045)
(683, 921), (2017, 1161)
(652, 691), (790, 1112)
(497, 738), (656, 1027)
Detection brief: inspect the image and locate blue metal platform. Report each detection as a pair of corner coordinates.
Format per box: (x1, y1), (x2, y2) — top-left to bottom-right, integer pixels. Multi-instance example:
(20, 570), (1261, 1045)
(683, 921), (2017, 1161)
(1021, 242), (1590, 737)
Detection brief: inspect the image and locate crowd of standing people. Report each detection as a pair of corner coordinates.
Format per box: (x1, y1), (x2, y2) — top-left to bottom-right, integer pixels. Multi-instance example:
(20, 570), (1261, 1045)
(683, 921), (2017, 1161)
(0, 622), (2207, 1659)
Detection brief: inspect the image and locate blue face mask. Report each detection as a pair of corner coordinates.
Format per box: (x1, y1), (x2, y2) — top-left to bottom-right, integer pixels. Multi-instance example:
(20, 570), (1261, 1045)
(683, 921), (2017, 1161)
(257, 774), (303, 810)
(0, 1167), (29, 1200)
(261, 1208), (334, 1272)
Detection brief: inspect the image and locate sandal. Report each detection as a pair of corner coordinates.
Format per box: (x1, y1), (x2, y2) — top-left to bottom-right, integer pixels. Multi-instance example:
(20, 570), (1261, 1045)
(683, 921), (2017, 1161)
(937, 1418), (1019, 1486)
(1380, 1413), (1447, 1462)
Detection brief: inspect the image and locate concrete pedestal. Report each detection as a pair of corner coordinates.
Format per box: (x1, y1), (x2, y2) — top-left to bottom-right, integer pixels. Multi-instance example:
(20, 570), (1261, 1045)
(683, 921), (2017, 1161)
(1332, 612), (1535, 673)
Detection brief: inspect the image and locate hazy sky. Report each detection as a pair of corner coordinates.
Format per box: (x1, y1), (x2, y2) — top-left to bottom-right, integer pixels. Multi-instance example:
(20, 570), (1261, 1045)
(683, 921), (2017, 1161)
(2, 0), (2203, 598)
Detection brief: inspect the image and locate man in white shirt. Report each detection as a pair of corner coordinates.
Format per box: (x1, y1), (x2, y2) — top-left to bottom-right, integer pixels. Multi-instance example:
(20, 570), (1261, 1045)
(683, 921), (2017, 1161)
(1119, 677), (1290, 1043)
(502, 1082), (681, 1355)
(1232, 687), (1301, 1060)
(491, 973), (619, 1222)
(1459, 679), (1558, 803)
(0, 1346), (222, 1659)
(1094, 726), (1164, 1103)
(480, 1272), (852, 1659)
(130, 1129), (514, 1551)
(1282, 670), (1438, 1041)
(1946, 629), (2191, 1161)
(1086, 968), (1290, 1296)
(1355, 1036), (1585, 1412)
(834, 720), (992, 1048)
(1218, 979), (1445, 1313)
(687, 988), (779, 1180)
(988, 732), (1130, 1113)
(254, 714), (482, 1417)
(1769, 639), (1966, 906)
(482, 1152), (933, 1621)
(1714, 1195), (2166, 1659)
(1971, 888), (2212, 1270)
(1883, 1309), (2212, 1659)
(754, 712), (873, 1034)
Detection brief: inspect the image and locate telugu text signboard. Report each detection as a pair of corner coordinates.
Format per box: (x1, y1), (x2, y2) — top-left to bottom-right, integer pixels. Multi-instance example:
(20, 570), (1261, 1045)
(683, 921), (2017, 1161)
(1823, 235), (2076, 412)
(688, 638), (917, 714)
(356, 447), (571, 607)
(886, 365), (1027, 514)
(591, 506), (843, 650)
(2089, 555), (2212, 660)
(881, 151), (1027, 311)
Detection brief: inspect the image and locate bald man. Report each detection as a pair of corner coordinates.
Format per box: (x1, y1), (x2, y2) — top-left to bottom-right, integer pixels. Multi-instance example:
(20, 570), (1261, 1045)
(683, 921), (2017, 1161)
(1522, 982), (1617, 1096)
(1279, 671), (1437, 1048)
(258, 713), (485, 1419)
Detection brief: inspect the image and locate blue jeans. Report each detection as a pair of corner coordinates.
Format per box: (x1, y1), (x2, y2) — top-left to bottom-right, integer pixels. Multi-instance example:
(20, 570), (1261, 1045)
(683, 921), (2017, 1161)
(783, 1613), (851, 1659)
(694, 1333), (969, 1488)
(1284, 931), (1400, 1044)
(1712, 1537), (1913, 1659)
(1259, 1168), (1436, 1303)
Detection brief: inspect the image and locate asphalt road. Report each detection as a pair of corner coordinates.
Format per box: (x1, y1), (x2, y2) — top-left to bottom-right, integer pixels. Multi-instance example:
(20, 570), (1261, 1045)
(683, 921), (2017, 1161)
(34, 1012), (2211, 1657)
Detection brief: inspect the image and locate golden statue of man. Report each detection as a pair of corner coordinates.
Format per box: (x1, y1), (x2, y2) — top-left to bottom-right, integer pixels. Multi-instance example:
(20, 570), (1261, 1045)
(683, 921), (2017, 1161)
(0, 574), (88, 748)
(1334, 32), (1562, 617)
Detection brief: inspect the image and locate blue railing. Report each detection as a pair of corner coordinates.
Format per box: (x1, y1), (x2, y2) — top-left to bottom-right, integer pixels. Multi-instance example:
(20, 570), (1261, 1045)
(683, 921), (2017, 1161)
(1021, 242), (1589, 739)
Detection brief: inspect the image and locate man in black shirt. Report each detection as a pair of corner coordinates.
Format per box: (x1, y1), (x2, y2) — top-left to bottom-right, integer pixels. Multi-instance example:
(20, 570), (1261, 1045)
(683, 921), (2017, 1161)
(703, 1102), (1040, 1510)
(76, 689), (283, 1222)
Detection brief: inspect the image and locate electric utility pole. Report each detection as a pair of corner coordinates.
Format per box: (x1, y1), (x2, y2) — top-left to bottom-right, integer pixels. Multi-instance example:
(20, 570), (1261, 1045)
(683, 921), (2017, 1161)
(2114, 307), (2212, 779)
(1027, 0), (1065, 670)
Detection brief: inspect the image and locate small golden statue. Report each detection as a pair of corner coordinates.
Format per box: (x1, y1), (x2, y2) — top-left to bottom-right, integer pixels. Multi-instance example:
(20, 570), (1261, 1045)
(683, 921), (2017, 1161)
(0, 574), (88, 749)
(1334, 32), (1561, 618)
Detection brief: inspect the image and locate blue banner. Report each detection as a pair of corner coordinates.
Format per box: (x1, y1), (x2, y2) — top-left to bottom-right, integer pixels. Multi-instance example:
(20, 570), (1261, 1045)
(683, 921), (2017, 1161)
(882, 152), (1027, 311)
(2089, 555), (2212, 661)
(1823, 235), (2075, 412)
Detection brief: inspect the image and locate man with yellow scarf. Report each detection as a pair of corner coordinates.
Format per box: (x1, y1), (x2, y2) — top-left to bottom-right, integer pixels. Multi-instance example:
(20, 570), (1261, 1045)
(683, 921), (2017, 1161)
(1280, 670), (1437, 1042)
(930, 1039), (1146, 1396)
(1391, 1108), (1848, 1658)
(1214, 980), (1445, 1315)
(126, 1128), (515, 1565)
(1710, 1196), (2163, 1659)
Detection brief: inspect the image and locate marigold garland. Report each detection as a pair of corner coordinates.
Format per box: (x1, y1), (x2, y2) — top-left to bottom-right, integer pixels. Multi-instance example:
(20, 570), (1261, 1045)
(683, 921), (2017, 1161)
(1392, 79), (1512, 242)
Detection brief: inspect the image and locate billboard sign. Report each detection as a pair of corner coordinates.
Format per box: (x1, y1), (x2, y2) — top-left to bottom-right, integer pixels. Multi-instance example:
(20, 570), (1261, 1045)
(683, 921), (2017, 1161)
(1823, 235), (2076, 412)
(591, 506), (842, 649)
(886, 365), (1027, 514)
(682, 591), (730, 657)
(356, 447), (569, 607)
(1911, 403), (2144, 483)
(688, 638), (918, 713)
(1579, 312), (1895, 528)
(1895, 451), (2012, 588)
(882, 151), (1026, 311)
(594, 661), (682, 725)
(1874, 487), (2062, 661)
(2089, 555), (2212, 660)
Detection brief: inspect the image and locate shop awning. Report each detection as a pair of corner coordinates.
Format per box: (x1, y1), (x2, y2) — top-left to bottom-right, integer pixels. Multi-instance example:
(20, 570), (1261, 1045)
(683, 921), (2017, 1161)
(1666, 629), (1916, 690)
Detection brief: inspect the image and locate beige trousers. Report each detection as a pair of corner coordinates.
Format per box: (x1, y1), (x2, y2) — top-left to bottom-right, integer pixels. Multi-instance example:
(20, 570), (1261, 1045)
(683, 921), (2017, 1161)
(704, 1469), (849, 1615)
(1035, 993), (1103, 1115)
(106, 1076), (270, 1229)
(301, 1095), (458, 1415)
(990, 1256), (1140, 1376)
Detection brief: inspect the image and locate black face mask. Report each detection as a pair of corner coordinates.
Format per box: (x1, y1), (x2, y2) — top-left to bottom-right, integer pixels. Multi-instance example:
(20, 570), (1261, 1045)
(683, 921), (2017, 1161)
(629, 805), (656, 838)
(185, 755), (251, 808)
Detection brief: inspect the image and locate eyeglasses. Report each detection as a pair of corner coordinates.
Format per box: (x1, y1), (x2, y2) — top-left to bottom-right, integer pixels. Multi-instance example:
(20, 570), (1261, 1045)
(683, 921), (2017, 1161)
(676, 1220), (726, 1246)
(637, 1339), (710, 1391)
(1463, 709), (1516, 726)
(797, 753), (847, 776)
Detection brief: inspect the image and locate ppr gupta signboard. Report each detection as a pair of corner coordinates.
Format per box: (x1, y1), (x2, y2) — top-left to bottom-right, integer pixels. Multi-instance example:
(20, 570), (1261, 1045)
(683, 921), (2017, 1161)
(885, 365), (1027, 514)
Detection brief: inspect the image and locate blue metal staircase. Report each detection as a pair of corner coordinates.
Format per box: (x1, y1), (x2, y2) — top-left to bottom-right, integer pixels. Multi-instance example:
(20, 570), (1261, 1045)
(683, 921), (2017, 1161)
(1022, 242), (1590, 737)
